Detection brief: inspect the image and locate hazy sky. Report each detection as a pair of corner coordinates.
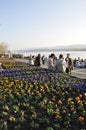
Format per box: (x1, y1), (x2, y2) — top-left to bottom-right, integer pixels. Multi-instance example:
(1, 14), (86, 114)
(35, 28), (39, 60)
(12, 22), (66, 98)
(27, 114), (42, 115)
(0, 0), (86, 50)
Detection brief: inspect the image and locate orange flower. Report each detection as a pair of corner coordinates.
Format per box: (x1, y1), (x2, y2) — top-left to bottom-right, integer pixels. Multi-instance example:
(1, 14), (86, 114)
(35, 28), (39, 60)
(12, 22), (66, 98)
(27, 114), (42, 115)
(0, 96), (2, 99)
(8, 84), (12, 87)
(61, 88), (64, 90)
(0, 86), (2, 89)
(78, 116), (84, 122)
(79, 94), (83, 98)
(56, 91), (59, 95)
(55, 114), (60, 119)
(75, 97), (80, 101)
(16, 92), (20, 95)
(70, 107), (75, 111)
(58, 100), (62, 105)
(31, 92), (34, 95)
(15, 80), (19, 82)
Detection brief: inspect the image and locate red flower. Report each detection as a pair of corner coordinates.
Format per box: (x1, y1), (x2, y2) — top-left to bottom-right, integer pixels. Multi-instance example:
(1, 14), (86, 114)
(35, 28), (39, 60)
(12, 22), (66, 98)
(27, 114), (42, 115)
(78, 116), (84, 122)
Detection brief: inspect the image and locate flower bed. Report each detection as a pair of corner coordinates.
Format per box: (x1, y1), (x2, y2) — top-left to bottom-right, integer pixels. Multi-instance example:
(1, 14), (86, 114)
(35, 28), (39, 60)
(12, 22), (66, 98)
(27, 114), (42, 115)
(0, 64), (86, 129)
(0, 58), (29, 69)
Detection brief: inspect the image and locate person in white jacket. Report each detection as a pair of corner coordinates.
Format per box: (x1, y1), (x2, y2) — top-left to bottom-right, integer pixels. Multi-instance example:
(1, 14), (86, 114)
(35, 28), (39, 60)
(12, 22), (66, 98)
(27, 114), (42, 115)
(55, 54), (66, 73)
(48, 53), (55, 70)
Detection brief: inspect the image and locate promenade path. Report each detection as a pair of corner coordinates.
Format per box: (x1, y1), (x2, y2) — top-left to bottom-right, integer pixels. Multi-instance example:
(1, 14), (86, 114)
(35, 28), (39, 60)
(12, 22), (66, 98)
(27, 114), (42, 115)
(71, 68), (86, 79)
(42, 64), (86, 79)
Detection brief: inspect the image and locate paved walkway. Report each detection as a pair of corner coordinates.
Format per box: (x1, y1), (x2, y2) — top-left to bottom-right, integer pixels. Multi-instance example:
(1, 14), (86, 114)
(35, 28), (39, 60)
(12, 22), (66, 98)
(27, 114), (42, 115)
(42, 65), (86, 79)
(71, 68), (86, 79)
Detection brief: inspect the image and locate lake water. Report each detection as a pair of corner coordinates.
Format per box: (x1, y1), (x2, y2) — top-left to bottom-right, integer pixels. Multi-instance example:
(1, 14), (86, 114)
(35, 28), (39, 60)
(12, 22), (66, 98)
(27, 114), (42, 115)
(22, 51), (86, 59)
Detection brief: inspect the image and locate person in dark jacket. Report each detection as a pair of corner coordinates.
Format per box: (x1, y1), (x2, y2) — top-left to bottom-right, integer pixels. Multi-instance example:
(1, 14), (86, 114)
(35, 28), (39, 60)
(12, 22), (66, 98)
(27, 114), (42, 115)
(65, 53), (73, 74)
(34, 54), (42, 66)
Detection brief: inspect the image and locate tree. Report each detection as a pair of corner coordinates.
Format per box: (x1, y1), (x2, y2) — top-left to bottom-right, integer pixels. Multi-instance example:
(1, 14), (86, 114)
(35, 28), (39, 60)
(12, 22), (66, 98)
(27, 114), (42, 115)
(0, 42), (8, 54)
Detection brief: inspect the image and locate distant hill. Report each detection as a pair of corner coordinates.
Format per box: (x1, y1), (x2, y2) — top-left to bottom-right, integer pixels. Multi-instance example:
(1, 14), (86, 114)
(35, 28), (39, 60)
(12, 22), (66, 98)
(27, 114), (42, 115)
(16, 44), (86, 53)
(54, 44), (86, 51)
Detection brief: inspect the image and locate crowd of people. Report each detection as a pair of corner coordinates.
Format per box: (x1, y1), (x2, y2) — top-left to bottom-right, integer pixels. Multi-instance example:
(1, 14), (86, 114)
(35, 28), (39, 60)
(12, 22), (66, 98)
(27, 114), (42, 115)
(74, 57), (86, 68)
(47, 53), (73, 74)
(28, 53), (75, 74)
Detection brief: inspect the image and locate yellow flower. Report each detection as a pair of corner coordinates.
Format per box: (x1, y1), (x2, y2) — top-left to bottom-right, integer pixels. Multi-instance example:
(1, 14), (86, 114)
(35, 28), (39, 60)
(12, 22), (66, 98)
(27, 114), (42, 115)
(68, 98), (72, 101)
(27, 89), (31, 93)
(44, 84), (49, 89)
(70, 101), (74, 105)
